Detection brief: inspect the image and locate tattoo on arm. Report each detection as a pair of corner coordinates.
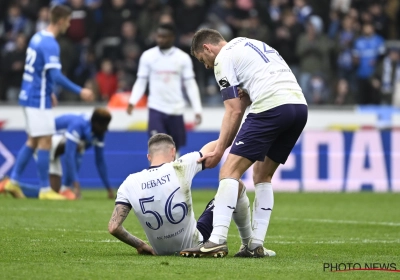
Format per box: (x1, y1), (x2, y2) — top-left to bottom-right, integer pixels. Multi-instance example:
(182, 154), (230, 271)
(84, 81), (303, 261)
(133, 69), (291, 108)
(109, 204), (145, 249)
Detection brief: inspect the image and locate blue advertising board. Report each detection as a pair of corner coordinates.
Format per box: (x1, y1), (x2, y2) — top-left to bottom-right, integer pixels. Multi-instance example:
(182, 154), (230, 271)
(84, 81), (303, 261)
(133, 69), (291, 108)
(0, 130), (399, 192)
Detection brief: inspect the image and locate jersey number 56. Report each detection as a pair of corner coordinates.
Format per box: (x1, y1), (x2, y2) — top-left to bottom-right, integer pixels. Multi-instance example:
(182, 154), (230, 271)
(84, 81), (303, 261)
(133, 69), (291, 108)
(139, 187), (189, 230)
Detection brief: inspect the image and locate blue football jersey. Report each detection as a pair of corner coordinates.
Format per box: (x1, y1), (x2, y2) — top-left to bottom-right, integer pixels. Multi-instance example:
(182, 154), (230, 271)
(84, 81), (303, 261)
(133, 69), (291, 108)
(19, 30), (61, 109)
(353, 34), (385, 78)
(55, 114), (104, 149)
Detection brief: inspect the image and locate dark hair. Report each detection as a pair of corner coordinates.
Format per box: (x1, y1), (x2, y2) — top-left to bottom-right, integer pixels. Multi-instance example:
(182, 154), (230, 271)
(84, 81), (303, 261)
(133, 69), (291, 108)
(50, 5), (72, 24)
(158, 23), (176, 35)
(91, 108), (112, 127)
(148, 133), (175, 151)
(190, 28), (225, 56)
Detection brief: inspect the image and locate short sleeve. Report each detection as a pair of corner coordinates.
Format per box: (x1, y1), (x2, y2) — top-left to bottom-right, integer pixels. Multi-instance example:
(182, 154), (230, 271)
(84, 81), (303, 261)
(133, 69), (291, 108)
(115, 178), (132, 208)
(182, 54), (195, 80)
(43, 40), (61, 70)
(136, 52), (150, 79)
(214, 53), (240, 91)
(173, 152), (204, 182)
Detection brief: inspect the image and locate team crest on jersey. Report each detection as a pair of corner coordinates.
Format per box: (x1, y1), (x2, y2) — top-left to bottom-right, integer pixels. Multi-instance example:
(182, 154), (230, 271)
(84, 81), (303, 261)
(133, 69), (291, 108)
(218, 77), (231, 88)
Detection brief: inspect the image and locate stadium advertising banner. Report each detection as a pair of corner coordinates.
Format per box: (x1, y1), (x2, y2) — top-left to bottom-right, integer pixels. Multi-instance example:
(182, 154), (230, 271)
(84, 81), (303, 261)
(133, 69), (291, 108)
(0, 130), (399, 192)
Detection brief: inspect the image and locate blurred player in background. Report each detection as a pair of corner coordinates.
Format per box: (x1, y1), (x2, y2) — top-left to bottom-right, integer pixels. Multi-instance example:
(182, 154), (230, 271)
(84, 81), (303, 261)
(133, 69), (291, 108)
(108, 133), (275, 257)
(5, 5), (94, 200)
(1, 108), (113, 200)
(181, 29), (308, 257)
(127, 23), (202, 154)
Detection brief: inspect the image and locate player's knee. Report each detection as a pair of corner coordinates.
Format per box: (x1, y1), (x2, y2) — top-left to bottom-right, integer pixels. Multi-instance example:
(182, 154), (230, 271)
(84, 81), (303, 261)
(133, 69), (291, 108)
(37, 136), (52, 150)
(26, 137), (38, 149)
(219, 167), (241, 180)
(253, 172), (273, 185)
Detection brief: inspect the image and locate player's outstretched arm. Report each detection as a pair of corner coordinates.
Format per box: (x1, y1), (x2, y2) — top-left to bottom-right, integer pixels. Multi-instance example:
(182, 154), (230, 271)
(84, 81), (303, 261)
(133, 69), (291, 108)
(108, 204), (156, 255)
(48, 68), (94, 101)
(199, 97), (244, 168)
(199, 140), (218, 158)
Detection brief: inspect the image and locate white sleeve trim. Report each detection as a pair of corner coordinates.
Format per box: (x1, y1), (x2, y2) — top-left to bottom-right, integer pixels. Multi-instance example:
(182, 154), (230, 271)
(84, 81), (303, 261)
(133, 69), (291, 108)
(44, 63), (62, 70)
(94, 141), (104, 147)
(65, 132), (80, 143)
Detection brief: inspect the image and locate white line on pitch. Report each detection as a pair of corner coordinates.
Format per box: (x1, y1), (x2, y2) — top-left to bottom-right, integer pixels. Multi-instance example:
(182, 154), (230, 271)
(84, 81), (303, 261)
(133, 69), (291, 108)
(278, 217), (400, 227)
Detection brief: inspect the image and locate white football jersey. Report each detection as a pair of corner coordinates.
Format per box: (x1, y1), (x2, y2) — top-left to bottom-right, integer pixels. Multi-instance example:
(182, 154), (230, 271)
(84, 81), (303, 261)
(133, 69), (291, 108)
(115, 152), (204, 255)
(214, 37), (307, 113)
(130, 46), (201, 115)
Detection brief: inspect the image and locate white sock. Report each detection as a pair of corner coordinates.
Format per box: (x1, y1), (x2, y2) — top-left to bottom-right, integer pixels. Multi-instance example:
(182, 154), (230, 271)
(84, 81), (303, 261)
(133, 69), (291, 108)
(232, 186), (252, 246)
(209, 178), (239, 244)
(39, 186), (52, 193)
(249, 182), (274, 250)
(60, 185), (69, 192)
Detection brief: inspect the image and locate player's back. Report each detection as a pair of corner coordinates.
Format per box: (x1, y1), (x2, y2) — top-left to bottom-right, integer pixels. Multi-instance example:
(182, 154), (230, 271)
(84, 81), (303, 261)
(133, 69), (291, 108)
(116, 152), (203, 255)
(55, 114), (95, 147)
(19, 30), (61, 109)
(214, 37), (306, 113)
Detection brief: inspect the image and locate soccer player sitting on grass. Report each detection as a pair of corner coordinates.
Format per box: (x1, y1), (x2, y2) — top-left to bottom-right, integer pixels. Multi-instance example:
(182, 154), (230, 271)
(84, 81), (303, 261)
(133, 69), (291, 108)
(107, 133), (276, 257)
(0, 108), (113, 200)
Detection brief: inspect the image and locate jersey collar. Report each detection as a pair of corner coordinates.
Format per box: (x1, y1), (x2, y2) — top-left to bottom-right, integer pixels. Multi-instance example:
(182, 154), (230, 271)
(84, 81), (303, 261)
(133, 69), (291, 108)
(148, 163), (166, 170)
(41, 30), (55, 37)
(158, 46), (175, 56)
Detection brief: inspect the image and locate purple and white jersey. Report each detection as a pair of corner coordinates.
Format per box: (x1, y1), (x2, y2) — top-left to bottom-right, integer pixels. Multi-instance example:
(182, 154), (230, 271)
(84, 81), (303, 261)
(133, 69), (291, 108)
(214, 37), (307, 113)
(19, 30), (61, 109)
(129, 46), (202, 115)
(115, 152), (204, 255)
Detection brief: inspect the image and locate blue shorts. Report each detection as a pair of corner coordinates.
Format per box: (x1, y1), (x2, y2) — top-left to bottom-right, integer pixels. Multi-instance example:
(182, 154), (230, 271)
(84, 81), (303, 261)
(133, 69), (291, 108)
(230, 104), (308, 163)
(196, 199), (214, 242)
(148, 108), (186, 149)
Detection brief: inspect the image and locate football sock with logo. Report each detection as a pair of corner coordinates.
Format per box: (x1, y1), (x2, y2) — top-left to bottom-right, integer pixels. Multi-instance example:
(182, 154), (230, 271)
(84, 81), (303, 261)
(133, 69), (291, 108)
(208, 178), (239, 244)
(232, 186), (252, 246)
(36, 149), (50, 188)
(10, 145), (34, 182)
(249, 182), (274, 250)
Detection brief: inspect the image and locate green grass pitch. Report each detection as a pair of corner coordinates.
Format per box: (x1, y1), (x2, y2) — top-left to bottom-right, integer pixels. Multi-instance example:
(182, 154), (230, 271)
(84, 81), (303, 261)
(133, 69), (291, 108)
(1, 190), (399, 280)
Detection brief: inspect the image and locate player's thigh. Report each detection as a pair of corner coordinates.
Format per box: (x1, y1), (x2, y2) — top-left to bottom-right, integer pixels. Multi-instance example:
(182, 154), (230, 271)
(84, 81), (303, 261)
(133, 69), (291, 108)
(266, 104), (307, 165)
(230, 108), (291, 163)
(253, 156), (280, 184)
(166, 114), (186, 149)
(23, 107), (55, 139)
(148, 108), (168, 136)
(220, 153), (253, 180)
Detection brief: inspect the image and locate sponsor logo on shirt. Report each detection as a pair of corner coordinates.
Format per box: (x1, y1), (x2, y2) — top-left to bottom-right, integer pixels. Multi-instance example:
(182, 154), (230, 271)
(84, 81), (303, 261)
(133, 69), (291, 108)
(218, 77), (231, 88)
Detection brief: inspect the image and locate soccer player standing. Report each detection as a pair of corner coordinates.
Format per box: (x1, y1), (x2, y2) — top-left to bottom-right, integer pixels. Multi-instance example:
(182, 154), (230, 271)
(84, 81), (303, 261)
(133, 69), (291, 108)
(5, 5), (93, 200)
(181, 29), (308, 257)
(127, 23), (202, 152)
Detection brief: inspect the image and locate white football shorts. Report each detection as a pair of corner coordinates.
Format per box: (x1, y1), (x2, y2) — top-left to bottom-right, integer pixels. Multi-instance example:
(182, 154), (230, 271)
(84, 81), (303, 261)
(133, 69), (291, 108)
(49, 134), (64, 176)
(23, 107), (55, 137)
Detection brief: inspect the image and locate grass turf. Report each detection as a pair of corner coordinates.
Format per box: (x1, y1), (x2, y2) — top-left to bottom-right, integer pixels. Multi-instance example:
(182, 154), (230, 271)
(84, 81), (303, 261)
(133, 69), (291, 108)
(0, 191), (399, 280)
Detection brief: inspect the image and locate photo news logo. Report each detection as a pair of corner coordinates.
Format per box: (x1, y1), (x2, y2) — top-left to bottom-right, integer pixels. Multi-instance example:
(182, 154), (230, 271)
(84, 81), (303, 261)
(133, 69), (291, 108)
(323, 263), (400, 273)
